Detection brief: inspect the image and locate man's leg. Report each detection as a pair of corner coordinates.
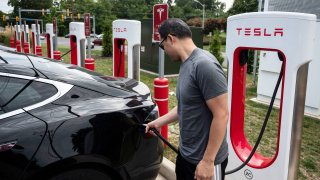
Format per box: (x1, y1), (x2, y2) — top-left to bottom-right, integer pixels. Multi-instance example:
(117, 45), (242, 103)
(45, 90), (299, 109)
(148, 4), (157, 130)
(175, 152), (197, 180)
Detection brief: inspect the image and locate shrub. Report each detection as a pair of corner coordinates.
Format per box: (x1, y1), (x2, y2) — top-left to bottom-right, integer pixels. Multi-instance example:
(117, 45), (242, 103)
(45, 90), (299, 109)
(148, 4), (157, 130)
(204, 18), (226, 35)
(203, 33), (226, 46)
(0, 33), (10, 46)
(209, 30), (224, 65)
(102, 21), (112, 57)
(186, 17), (202, 28)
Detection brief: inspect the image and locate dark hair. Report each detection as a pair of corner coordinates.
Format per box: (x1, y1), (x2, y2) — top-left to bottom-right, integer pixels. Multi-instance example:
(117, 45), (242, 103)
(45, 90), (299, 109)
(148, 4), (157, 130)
(158, 18), (192, 39)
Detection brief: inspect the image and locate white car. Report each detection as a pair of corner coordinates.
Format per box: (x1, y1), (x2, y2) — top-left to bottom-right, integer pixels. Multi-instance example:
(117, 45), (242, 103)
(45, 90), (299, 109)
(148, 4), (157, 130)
(86, 41), (95, 49)
(40, 35), (45, 40)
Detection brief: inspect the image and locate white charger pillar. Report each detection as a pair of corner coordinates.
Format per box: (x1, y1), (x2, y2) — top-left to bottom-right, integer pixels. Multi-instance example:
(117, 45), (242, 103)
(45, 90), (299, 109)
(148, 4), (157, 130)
(22, 24), (30, 53)
(226, 12), (316, 180)
(31, 24), (41, 54)
(14, 25), (21, 52)
(69, 22), (86, 67)
(112, 20), (141, 80)
(46, 24), (54, 58)
(258, 22), (320, 117)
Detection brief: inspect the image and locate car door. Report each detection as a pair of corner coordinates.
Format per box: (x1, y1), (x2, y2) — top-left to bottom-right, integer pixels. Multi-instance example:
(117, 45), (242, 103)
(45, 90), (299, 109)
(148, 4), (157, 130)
(0, 74), (71, 179)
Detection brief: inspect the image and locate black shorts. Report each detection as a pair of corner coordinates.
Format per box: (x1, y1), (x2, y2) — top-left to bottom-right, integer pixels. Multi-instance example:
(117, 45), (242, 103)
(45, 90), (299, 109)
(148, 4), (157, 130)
(175, 151), (228, 180)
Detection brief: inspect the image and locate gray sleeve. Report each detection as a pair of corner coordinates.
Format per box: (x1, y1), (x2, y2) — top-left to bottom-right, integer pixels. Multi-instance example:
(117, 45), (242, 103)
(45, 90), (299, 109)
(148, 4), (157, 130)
(194, 59), (227, 101)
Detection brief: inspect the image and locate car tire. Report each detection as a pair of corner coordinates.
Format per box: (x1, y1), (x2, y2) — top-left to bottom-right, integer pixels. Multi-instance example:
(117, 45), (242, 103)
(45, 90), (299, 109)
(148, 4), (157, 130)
(48, 168), (114, 180)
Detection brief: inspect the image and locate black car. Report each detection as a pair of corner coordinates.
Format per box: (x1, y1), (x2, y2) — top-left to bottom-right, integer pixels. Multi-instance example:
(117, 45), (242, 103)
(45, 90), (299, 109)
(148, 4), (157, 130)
(0, 49), (163, 180)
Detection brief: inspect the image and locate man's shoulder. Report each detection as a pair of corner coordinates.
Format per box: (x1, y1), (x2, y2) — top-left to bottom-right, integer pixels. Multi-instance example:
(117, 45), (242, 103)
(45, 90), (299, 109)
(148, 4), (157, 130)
(191, 49), (218, 65)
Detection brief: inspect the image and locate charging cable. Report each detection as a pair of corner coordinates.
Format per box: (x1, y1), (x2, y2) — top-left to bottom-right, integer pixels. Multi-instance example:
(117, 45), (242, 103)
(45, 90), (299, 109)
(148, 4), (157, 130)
(142, 124), (179, 154)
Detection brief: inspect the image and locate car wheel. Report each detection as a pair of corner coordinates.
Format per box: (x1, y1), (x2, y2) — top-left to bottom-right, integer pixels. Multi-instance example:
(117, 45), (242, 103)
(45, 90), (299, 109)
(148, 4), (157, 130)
(48, 168), (114, 180)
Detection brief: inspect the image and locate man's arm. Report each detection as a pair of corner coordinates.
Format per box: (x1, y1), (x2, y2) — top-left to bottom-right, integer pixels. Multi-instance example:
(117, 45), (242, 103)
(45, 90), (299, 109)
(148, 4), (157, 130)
(145, 106), (179, 134)
(195, 93), (228, 180)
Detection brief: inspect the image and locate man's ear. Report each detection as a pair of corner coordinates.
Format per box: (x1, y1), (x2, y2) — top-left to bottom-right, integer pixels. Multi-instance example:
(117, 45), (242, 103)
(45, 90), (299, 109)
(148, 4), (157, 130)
(168, 35), (176, 44)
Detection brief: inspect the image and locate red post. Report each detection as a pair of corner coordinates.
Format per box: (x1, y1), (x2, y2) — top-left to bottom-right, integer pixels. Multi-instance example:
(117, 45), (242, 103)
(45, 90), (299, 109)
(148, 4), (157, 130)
(46, 34), (51, 58)
(53, 51), (61, 61)
(35, 45), (42, 56)
(85, 58), (95, 71)
(154, 77), (169, 147)
(16, 40), (21, 52)
(21, 32), (25, 53)
(23, 42), (30, 54)
(32, 32), (35, 54)
(10, 37), (15, 48)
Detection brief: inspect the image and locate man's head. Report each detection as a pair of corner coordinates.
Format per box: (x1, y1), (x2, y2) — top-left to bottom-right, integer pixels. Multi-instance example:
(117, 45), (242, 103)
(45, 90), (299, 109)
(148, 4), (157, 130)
(158, 18), (192, 39)
(158, 19), (195, 62)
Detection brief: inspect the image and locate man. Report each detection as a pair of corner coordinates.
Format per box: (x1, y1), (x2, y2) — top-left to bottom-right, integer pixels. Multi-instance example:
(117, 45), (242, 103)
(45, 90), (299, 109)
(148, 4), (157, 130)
(145, 18), (228, 180)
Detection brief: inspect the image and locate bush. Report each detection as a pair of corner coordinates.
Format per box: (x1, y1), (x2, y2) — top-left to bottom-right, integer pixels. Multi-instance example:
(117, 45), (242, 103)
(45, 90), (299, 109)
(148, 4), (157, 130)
(247, 50), (255, 74)
(203, 33), (226, 46)
(209, 30), (224, 65)
(102, 21), (112, 57)
(204, 18), (226, 35)
(186, 17), (202, 28)
(0, 33), (10, 46)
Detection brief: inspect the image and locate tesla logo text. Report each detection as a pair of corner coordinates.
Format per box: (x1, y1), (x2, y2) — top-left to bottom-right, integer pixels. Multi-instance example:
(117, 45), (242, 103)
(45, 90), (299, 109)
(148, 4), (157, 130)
(114, 27), (127, 33)
(236, 28), (283, 37)
(244, 169), (253, 179)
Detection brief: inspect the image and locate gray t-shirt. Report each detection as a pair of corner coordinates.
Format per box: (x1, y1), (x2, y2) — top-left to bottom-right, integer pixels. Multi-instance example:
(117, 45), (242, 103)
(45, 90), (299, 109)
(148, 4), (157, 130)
(176, 48), (228, 165)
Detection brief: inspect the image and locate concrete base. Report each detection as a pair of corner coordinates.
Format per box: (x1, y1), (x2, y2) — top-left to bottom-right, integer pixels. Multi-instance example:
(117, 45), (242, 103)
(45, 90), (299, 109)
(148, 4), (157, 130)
(157, 157), (176, 180)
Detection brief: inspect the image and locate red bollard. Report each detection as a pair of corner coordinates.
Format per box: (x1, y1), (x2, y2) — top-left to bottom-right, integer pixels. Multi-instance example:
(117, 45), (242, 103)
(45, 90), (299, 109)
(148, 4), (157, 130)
(10, 37), (15, 48)
(23, 43), (30, 54)
(53, 51), (61, 61)
(154, 77), (169, 148)
(35, 46), (42, 56)
(85, 58), (95, 71)
(16, 40), (21, 52)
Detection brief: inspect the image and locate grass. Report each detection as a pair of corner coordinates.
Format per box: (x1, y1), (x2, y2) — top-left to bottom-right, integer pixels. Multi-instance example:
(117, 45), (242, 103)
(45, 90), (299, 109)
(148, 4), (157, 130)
(43, 45), (319, 180)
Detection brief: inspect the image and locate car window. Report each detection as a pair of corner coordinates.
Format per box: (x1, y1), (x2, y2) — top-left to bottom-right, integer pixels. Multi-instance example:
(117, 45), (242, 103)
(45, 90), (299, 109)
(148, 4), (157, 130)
(0, 75), (58, 113)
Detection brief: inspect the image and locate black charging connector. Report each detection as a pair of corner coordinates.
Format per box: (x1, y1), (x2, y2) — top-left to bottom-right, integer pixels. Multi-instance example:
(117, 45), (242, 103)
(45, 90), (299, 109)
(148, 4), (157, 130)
(141, 124), (179, 154)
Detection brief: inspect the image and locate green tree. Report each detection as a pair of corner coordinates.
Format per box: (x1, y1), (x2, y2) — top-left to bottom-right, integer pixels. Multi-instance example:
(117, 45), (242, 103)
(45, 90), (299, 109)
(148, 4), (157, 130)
(59, 0), (115, 34)
(172, 0), (225, 20)
(92, 0), (115, 34)
(110, 0), (162, 20)
(8, 0), (52, 19)
(102, 19), (112, 57)
(227, 0), (258, 16)
(209, 29), (223, 65)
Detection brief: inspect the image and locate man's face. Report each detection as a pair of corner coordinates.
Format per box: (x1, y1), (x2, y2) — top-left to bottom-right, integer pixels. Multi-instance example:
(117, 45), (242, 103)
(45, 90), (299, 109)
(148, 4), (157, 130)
(159, 34), (180, 62)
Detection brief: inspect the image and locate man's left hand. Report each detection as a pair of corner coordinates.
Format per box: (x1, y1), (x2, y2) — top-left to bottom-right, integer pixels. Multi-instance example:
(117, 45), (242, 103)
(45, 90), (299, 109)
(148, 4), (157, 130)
(194, 159), (214, 180)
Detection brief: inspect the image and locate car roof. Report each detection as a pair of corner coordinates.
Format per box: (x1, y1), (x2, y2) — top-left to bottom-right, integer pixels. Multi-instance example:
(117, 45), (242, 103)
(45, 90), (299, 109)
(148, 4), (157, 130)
(0, 49), (139, 97)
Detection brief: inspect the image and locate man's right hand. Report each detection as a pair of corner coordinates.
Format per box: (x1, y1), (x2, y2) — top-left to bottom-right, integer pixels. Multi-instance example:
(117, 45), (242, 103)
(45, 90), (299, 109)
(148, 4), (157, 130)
(145, 120), (161, 136)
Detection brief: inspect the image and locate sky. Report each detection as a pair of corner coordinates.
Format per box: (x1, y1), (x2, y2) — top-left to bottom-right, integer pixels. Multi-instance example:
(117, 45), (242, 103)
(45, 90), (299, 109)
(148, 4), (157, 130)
(0, 0), (234, 14)
(220, 0), (234, 11)
(0, 0), (13, 14)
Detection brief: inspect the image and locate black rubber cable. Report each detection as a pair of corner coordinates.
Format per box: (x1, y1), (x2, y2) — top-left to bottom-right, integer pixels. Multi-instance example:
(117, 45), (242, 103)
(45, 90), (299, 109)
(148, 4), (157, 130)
(60, 45), (77, 59)
(150, 127), (179, 154)
(117, 41), (123, 77)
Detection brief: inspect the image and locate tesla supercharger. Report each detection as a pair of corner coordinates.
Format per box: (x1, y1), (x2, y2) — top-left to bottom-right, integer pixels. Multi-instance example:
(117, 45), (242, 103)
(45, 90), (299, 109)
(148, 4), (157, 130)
(112, 20), (141, 80)
(22, 24), (30, 53)
(46, 24), (54, 59)
(31, 24), (41, 54)
(69, 22), (86, 67)
(225, 12), (316, 180)
(14, 25), (21, 52)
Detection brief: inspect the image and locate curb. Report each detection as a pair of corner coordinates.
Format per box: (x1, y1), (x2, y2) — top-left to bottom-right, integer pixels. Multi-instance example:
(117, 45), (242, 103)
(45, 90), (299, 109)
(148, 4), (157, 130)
(159, 157), (176, 180)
